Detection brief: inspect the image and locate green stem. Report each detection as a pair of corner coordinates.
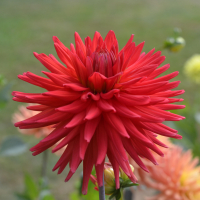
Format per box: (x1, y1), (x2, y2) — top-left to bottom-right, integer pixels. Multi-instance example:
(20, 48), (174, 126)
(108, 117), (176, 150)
(41, 150), (48, 181)
(119, 189), (123, 200)
(38, 150), (48, 200)
(99, 174), (106, 200)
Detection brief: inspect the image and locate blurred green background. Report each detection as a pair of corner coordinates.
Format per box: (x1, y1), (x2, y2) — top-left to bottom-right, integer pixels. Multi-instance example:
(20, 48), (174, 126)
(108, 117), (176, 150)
(0, 0), (200, 199)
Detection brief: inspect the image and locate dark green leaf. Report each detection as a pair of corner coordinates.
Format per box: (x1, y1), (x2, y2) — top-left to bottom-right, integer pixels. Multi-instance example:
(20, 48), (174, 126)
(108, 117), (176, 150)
(109, 190), (118, 200)
(122, 182), (138, 188)
(108, 189), (121, 200)
(0, 136), (28, 156)
(115, 190), (121, 200)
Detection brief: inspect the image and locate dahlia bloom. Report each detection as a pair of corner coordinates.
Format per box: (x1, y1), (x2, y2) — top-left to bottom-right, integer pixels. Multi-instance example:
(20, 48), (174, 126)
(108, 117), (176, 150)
(12, 30), (185, 194)
(134, 143), (200, 200)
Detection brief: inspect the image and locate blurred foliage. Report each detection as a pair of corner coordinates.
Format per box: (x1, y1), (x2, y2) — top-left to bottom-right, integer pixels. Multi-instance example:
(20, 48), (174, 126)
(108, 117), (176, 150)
(169, 100), (200, 158)
(70, 171), (100, 200)
(0, 136), (28, 156)
(15, 173), (55, 200)
(0, 74), (12, 109)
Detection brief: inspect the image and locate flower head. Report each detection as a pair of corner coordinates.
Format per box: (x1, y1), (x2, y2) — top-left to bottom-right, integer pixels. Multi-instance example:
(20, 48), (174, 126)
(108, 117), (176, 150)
(184, 54), (200, 84)
(12, 30), (184, 194)
(134, 143), (200, 200)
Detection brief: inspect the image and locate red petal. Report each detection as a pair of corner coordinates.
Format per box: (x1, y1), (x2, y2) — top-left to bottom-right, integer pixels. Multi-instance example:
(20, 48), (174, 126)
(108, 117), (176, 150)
(85, 102), (101, 120)
(56, 99), (90, 113)
(84, 117), (101, 142)
(97, 99), (116, 112)
(52, 126), (79, 153)
(104, 30), (117, 51)
(65, 111), (85, 128)
(96, 123), (108, 165)
(82, 144), (94, 195)
(75, 32), (86, 55)
(88, 72), (106, 92)
(122, 137), (149, 172)
(104, 113), (130, 138)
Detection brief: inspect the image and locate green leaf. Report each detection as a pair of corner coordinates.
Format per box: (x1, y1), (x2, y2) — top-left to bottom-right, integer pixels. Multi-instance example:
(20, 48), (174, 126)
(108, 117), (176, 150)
(70, 193), (80, 200)
(122, 182), (138, 188)
(109, 190), (118, 200)
(42, 195), (55, 200)
(115, 190), (121, 200)
(120, 179), (138, 188)
(0, 136), (28, 156)
(24, 173), (39, 199)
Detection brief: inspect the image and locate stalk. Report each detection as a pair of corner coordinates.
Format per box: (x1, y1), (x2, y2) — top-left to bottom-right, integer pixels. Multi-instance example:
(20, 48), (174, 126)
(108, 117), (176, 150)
(119, 189), (123, 200)
(99, 174), (106, 200)
(41, 150), (48, 181)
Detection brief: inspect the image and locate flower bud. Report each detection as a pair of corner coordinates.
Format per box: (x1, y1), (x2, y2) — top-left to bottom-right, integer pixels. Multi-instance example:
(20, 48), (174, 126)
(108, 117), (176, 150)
(90, 163), (138, 199)
(164, 37), (185, 52)
(104, 167), (116, 195)
(169, 37), (185, 52)
(90, 165), (116, 195)
(119, 164), (134, 181)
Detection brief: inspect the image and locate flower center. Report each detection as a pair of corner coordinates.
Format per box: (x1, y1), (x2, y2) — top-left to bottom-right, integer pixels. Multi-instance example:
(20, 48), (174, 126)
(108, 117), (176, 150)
(91, 48), (116, 78)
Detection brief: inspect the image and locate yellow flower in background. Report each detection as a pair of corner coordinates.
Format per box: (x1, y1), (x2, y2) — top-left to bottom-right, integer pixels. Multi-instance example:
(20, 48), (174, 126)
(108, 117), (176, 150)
(184, 54), (200, 84)
(180, 168), (200, 200)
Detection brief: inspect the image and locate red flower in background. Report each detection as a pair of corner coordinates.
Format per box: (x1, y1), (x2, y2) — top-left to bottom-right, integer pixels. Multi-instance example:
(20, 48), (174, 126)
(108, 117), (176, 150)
(12, 30), (185, 194)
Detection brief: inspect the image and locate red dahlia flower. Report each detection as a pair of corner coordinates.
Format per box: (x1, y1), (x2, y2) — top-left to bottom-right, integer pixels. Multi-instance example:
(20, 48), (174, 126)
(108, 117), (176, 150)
(12, 30), (185, 194)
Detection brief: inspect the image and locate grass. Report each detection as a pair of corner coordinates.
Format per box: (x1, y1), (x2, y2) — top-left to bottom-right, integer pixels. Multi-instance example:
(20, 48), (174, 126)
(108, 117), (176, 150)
(0, 0), (200, 199)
